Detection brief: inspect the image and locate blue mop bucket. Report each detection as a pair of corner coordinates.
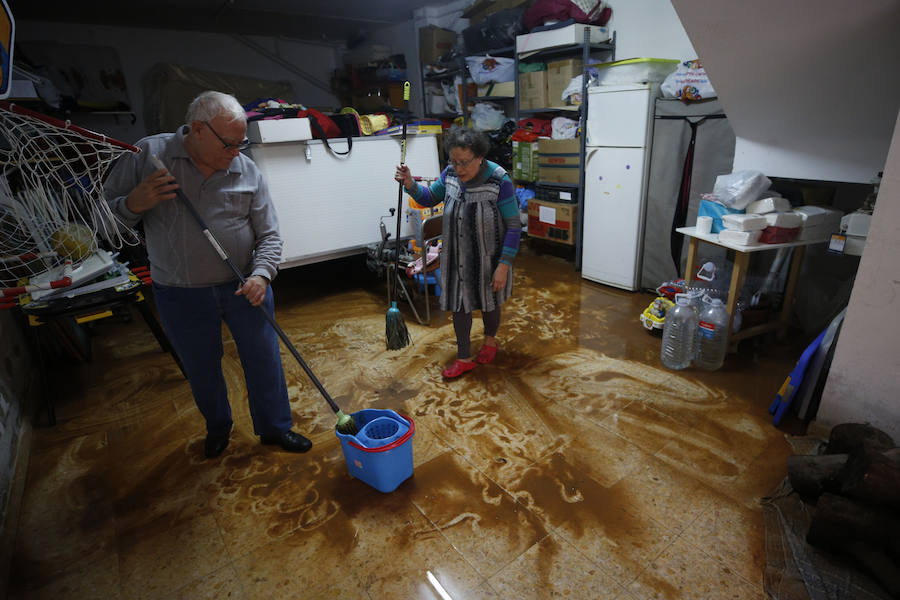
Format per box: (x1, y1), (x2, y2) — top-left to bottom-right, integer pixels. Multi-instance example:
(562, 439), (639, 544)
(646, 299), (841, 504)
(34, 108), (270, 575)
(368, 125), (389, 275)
(335, 409), (414, 493)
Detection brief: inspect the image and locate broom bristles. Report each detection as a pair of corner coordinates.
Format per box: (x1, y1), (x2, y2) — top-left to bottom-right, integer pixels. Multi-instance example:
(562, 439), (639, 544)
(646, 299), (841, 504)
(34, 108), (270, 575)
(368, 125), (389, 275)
(386, 302), (410, 350)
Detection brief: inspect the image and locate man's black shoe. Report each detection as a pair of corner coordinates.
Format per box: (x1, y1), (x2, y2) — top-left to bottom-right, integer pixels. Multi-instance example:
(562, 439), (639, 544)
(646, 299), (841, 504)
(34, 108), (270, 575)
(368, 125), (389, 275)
(260, 430), (312, 453)
(204, 432), (230, 458)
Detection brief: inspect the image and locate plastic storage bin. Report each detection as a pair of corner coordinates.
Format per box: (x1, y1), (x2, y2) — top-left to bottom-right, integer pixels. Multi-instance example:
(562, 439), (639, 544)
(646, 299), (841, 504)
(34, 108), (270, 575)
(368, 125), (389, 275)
(335, 409), (415, 493)
(594, 58), (679, 85)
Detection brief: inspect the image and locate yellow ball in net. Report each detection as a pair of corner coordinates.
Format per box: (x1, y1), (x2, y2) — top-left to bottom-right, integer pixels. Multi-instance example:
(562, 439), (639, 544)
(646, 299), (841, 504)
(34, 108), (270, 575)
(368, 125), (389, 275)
(50, 223), (97, 261)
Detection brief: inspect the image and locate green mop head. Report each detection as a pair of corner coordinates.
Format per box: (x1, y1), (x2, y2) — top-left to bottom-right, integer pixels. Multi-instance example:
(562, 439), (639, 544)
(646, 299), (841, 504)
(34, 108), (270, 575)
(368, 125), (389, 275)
(386, 301), (410, 350)
(335, 410), (358, 435)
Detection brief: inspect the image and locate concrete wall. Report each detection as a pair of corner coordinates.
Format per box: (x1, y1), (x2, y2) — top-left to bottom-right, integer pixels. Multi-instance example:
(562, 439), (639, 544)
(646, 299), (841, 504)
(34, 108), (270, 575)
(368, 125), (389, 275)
(671, 0), (900, 183)
(671, 0), (900, 437)
(607, 0), (696, 60)
(16, 20), (343, 141)
(815, 110), (900, 439)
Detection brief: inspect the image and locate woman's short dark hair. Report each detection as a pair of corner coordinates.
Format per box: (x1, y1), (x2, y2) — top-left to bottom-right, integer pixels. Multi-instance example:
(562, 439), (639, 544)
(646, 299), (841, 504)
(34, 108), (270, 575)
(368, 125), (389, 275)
(444, 127), (490, 157)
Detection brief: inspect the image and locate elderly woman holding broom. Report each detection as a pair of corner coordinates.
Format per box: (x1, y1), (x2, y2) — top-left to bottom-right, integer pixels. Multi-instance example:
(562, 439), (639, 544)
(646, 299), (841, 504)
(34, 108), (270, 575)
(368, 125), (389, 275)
(394, 127), (521, 378)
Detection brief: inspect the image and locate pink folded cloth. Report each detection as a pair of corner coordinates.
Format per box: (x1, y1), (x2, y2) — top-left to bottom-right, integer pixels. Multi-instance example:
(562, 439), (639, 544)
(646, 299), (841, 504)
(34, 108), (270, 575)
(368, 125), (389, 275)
(406, 242), (441, 276)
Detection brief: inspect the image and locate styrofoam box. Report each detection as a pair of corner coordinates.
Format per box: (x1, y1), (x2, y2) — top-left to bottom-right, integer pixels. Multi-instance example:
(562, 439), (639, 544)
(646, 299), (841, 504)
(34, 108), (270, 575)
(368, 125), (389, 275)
(516, 24), (611, 54)
(247, 118), (313, 144)
(798, 223), (836, 242)
(765, 212), (803, 228)
(793, 205), (843, 227)
(721, 213), (767, 231)
(594, 58), (678, 86)
(718, 229), (761, 245)
(747, 196), (791, 215)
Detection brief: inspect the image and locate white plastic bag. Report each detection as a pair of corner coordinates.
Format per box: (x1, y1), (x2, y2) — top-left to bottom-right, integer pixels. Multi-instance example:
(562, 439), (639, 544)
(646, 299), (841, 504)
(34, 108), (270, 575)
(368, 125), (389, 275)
(550, 116), (578, 139)
(470, 102), (506, 131)
(661, 59), (717, 101)
(465, 55), (516, 85)
(562, 75), (582, 104)
(712, 170), (772, 210)
(441, 78), (462, 114)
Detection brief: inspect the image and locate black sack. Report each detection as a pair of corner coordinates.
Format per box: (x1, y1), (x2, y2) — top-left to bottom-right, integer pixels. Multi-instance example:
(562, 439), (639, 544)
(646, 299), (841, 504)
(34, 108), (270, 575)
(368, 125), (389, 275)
(463, 7), (526, 53)
(330, 113), (361, 138)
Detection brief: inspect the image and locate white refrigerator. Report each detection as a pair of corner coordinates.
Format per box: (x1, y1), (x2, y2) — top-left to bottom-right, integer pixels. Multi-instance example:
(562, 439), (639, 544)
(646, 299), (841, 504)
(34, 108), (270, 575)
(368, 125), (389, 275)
(581, 83), (659, 290)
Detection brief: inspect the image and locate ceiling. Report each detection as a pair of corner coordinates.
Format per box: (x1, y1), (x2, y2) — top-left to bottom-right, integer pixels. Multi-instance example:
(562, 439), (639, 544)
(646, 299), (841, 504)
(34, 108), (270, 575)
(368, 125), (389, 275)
(12, 0), (440, 45)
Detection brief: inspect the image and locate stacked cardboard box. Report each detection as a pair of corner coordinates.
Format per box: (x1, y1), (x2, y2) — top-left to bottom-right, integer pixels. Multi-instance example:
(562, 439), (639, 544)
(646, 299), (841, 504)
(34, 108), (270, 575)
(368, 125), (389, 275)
(519, 70), (548, 110)
(537, 138), (581, 184)
(546, 59), (582, 107)
(476, 81), (516, 97)
(512, 141), (539, 182)
(419, 26), (457, 65)
(527, 200), (576, 245)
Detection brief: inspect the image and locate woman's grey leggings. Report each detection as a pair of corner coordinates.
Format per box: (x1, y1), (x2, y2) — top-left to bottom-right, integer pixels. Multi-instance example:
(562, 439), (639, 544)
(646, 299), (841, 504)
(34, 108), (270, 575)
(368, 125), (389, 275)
(453, 308), (501, 359)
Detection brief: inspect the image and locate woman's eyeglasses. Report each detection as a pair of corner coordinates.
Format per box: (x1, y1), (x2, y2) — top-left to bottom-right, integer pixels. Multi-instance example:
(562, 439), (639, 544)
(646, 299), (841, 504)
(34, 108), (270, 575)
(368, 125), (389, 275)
(204, 121), (251, 151)
(449, 156), (478, 169)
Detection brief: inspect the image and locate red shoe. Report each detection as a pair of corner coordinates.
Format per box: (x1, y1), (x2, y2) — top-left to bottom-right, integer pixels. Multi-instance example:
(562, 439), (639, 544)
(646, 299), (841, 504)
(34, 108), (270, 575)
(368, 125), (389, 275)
(441, 359), (478, 378)
(475, 344), (498, 364)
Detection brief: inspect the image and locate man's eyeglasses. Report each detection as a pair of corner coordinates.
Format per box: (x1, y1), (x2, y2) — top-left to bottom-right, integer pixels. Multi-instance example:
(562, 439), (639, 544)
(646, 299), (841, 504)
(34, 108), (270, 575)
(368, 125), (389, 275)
(204, 121), (251, 151)
(449, 156), (478, 169)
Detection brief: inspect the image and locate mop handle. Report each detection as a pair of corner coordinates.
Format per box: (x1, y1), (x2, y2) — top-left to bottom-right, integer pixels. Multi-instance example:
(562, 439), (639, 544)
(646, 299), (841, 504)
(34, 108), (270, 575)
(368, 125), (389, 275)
(392, 82), (411, 293)
(400, 82), (410, 164)
(150, 155), (342, 415)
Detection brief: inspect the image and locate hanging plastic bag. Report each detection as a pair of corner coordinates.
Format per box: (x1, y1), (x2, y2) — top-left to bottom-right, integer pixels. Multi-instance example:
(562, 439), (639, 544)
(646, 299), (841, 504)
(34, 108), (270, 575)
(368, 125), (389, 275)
(471, 102), (507, 131)
(561, 75), (582, 105)
(661, 59), (717, 101)
(712, 170), (772, 210)
(465, 55), (516, 85)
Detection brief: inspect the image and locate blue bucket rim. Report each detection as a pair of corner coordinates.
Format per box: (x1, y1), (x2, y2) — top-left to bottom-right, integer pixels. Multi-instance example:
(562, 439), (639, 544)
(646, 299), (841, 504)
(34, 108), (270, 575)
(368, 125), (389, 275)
(346, 412), (414, 453)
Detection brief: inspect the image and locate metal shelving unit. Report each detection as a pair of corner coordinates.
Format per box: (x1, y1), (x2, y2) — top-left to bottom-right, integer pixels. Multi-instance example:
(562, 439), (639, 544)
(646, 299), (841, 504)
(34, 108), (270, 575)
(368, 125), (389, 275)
(422, 45), (518, 127)
(514, 30), (616, 269)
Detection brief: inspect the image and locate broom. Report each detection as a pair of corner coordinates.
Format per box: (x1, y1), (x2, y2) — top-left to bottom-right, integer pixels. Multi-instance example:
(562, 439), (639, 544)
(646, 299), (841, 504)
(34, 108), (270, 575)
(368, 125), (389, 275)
(386, 81), (412, 350)
(149, 155), (358, 435)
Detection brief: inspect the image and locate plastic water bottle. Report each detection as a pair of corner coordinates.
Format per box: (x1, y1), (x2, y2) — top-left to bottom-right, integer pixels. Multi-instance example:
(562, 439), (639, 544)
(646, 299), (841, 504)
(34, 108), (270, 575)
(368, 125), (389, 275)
(660, 294), (699, 370)
(694, 297), (730, 371)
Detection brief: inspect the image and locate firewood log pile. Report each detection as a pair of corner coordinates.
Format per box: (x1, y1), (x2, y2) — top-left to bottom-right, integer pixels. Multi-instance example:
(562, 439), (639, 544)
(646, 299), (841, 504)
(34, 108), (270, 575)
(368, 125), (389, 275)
(787, 423), (900, 597)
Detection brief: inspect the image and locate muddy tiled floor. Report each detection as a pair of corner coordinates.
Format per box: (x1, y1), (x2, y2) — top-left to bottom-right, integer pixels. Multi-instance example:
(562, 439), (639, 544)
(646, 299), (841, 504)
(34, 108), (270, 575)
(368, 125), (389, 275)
(9, 244), (805, 599)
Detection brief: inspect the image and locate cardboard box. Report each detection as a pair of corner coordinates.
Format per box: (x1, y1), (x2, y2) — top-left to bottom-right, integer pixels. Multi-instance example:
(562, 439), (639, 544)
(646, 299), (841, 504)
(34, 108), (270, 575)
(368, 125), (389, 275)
(527, 199), (576, 245)
(516, 24), (611, 54)
(512, 140), (539, 182)
(538, 138), (581, 184)
(419, 26), (458, 65)
(518, 70), (548, 111)
(546, 58), (582, 106)
(247, 118), (312, 143)
(476, 81), (516, 97)
(463, 0), (530, 24)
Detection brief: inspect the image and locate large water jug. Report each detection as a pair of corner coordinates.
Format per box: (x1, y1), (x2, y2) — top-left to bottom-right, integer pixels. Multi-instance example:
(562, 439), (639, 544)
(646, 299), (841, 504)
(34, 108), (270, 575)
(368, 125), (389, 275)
(660, 294), (698, 370)
(694, 297), (730, 371)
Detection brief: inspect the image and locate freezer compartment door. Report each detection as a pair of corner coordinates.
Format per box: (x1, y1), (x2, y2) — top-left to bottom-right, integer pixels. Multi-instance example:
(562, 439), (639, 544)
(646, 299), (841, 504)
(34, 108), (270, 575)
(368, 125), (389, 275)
(581, 147), (649, 290)
(586, 85), (653, 147)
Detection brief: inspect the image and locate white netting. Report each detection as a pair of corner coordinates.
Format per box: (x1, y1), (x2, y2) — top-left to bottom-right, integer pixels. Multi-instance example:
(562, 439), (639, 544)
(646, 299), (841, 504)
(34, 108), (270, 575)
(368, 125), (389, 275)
(0, 101), (138, 300)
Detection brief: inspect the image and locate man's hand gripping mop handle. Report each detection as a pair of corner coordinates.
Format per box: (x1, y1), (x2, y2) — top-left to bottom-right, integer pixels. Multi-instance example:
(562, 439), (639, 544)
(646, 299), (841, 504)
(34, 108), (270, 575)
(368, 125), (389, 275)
(149, 155), (347, 419)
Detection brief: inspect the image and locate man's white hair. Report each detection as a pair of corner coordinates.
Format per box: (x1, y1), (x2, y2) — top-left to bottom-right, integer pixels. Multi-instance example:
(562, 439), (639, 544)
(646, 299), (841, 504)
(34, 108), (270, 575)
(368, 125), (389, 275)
(186, 91), (246, 124)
